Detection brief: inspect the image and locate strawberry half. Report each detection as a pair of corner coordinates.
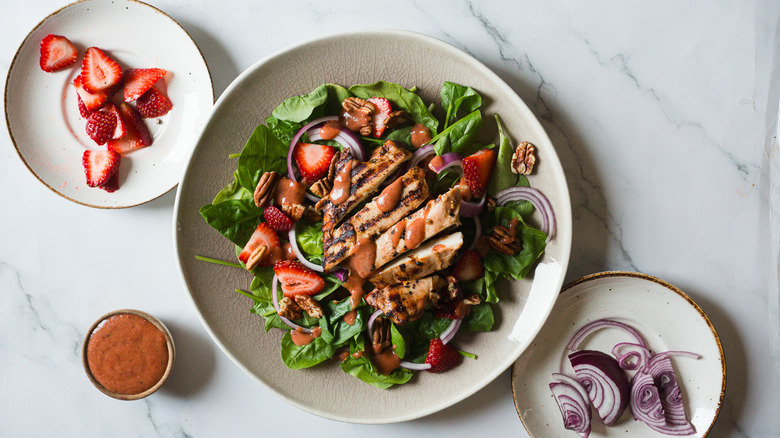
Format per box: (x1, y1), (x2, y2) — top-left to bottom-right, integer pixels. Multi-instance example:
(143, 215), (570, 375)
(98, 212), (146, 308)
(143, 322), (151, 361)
(73, 75), (108, 112)
(273, 260), (325, 298)
(107, 102), (153, 154)
(123, 68), (167, 102)
(368, 97), (391, 138)
(81, 47), (122, 93)
(293, 142), (335, 183)
(238, 223), (280, 267)
(85, 110), (117, 145)
(263, 205), (294, 232)
(136, 85), (172, 118)
(425, 338), (462, 373)
(462, 148), (496, 199)
(104, 103), (127, 140)
(451, 250), (484, 282)
(100, 171), (120, 193)
(82, 149), (120, 188)
(39, 34), (78, 73)
(77, 95), (91, 118)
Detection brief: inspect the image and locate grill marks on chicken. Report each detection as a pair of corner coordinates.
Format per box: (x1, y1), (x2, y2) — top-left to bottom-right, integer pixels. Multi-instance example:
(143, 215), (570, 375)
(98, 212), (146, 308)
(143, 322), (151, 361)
(369, 232), (464, 288)
(365, 275), (447, 325)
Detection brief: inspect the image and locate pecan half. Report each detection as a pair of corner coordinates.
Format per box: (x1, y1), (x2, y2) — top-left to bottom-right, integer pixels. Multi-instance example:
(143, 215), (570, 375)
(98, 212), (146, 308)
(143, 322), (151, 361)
(253, 171), (281, 208)
(326, 151), (341, 182)
(511, 141), (536, 175)
(280, 203), (305, 222)
(487, 225), (522, 255)
(358, 125), (373, 137)
(371, 317), (392, 354)
(462, 293), (481, 306)
(486, 196), (497, 212)
(383, 110), (409, 130)
(294, 295), (324, 319)
(310, 178), (332, 198)
(303, 206), (323, 222)
(314, 196), (329, 213)
(245, 244), (267, 270)
(445, 275), (461, 301)
(278, 297), (302, 320)
(342, 97), (375, 115)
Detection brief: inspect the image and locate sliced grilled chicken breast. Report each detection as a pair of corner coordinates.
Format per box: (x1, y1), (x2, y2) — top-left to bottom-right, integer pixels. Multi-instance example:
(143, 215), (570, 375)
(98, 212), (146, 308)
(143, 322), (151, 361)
(365, 275), (447, 325)
(369, 232), (463, 288)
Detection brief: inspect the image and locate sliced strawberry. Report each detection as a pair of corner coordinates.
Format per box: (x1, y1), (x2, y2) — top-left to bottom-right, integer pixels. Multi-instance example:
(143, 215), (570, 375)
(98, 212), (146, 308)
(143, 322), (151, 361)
(85, 110), (117, 145)
(77, 95), (91, 118)
(238, 222), (281, 267)
(368, 97), (392, 138)
(462, 148), (496, 199)
(106, 103), (153, 154)
(273, 260), (325, 298)
(82, 149), (120, 187)
(104, 103), (127, 140)
(452, 250), (483, 282)
(263, 205), (294, 232)
(40, 34), (78, 73)
(293, 142), (335, 183)
(81, 47), (122, 93)
(123, 68), (167, 102)
(135, 85), (172, 118)
(425, 338), (462, 373)
(73, 75), (108, 112)
(100, 171), (120, 192)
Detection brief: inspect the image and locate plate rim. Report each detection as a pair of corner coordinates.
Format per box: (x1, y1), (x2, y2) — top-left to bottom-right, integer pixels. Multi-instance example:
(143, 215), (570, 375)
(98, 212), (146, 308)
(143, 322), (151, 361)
(173, 28), (572, 424)
(510, 270), (726, 437)
(4, 0), (215, 209)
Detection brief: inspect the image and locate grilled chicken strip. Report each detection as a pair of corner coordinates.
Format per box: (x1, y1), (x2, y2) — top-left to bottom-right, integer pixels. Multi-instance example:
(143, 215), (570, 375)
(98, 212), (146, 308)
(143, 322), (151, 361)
(323, 167), (429, 271)
(373, 187), (461, 270)
(365, 275), (447, 325)
(321, 140), (411, 236)
(369, 232), (463, 288)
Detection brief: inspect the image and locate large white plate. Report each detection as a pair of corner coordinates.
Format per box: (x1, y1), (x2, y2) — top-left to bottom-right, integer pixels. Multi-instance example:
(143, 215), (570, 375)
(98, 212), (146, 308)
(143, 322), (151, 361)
(512, 271), (725, 437)
(5, 0), (213, 208)
(174, 30), (572, 423)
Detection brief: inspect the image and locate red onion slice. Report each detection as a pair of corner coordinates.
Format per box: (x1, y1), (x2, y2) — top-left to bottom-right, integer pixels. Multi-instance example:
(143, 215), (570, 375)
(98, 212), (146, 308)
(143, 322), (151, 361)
(646, 353), (696, 434)
(408, 144), (435, 169)
(400, 361), (432, 371)
(550, 379), (592, 438)
(271, 274), (312, 333)
(367, 309), (382, 334)
(631, 368), (667, 428)
(468, 216), (482, 251)
(428, 152), (463, 173)
(496, 186), (556, 241)
(440, 318), (462, 345)
(611, 342), (651, 371)
(287, 226), (324, 272)
(566, 319), (647, 351)
(460, 195), (486, 217)
(569, 350), (630, 426)
(308, 127), (366, 161)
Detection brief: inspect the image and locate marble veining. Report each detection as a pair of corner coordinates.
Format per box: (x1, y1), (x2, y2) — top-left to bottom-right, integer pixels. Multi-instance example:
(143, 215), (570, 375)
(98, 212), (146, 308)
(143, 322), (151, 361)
(1, 0), (778, 437)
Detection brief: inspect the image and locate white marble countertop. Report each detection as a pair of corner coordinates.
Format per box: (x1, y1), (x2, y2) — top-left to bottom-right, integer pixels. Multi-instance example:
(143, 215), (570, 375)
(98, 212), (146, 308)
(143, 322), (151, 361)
(2, 1), (779, 437)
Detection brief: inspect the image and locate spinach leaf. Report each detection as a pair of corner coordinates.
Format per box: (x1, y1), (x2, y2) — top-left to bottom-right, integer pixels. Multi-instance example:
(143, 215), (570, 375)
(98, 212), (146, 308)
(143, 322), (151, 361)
(487, 114), (519, 197)
(431, 110), (482, 156)
(339, 336), (414, 389)
(441, 81), (482, 129)
(324, 299), (367, 346)
(271, 84), (329, 122)
(390, 323), (406, 359)
(349, 81), (438, 135)
(295, 221), (324, 264)
(266, 116), (303, 148)
(237, 124), (288, 191)
(280, 323), (336, 369)
(324, 83), (352, 116)
(462, 303), (494, 332)
(199, 199), (261, 247)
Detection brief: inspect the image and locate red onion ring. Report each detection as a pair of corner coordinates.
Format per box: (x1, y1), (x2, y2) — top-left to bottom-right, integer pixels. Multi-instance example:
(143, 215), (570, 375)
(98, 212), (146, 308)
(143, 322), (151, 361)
(549, 376), (592, 437)
(428, 152), (463, 174)
(367, 309), (382, 334)
(440, 318), (462, 345)
(611, 342), (651, 371)
(566, 319), (647, 351)
(408, 144), (435, 169)
(460, 194), (486, 217)
(287, 225), (324, 272)
(308, 127), (366, 161)
(496, 186), (556, 242)
(271, 274), (312, 333)
(400, 361), (432, 371)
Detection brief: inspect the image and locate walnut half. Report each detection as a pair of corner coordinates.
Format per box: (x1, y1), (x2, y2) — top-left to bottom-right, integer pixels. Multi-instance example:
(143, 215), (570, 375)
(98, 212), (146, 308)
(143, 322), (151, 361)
(511, 141), (536, 175)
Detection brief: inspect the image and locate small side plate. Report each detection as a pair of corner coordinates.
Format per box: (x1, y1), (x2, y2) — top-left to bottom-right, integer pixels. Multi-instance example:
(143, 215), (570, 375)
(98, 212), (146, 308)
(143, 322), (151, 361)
(512, 271), (725, 437)
(5, 0), (213, 208)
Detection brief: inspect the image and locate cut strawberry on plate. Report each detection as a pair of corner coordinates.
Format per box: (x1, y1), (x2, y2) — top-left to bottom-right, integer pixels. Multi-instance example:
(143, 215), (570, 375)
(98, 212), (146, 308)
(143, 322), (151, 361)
(100, 171), (120, 193)
(263, 205), (294, 232)
(368, 97), (391, 138)
(451, 249), (484, 282)
(73, 75), (108, 112)
(104, 103), (127, 140)
(123, 68), (167, 102)
(39, 34), (78, 73)
(85, 110), (117, 145)
(238, 222), (281, 267)
(107, 103), (153, 154)
(293, 142), (336, 183)
(77, 95), (91, 118)
(81, 47), (123, 93)
(136, 85), (172, 118)
(425, 338), (462, 373)
(273, 260), (325, 298)
(82, 149), (120, 188)
(462, 148), (496, 199)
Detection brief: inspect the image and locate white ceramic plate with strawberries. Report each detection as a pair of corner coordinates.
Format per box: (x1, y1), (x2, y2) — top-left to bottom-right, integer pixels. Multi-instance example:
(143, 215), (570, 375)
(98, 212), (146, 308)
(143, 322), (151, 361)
(5, 0), (213, 208)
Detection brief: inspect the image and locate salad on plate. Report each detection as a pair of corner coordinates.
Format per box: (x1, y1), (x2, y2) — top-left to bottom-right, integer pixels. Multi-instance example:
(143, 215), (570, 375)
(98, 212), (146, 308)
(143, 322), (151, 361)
(198, 80), (555, 388)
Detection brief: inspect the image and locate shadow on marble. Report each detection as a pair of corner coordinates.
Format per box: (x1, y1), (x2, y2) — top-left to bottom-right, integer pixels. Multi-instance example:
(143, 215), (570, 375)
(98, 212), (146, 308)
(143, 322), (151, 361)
(676, 286), (744, 435)
(159, 320), (217, 398)
(174, 18), (240, 100)
(485, 61), (614, 282)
